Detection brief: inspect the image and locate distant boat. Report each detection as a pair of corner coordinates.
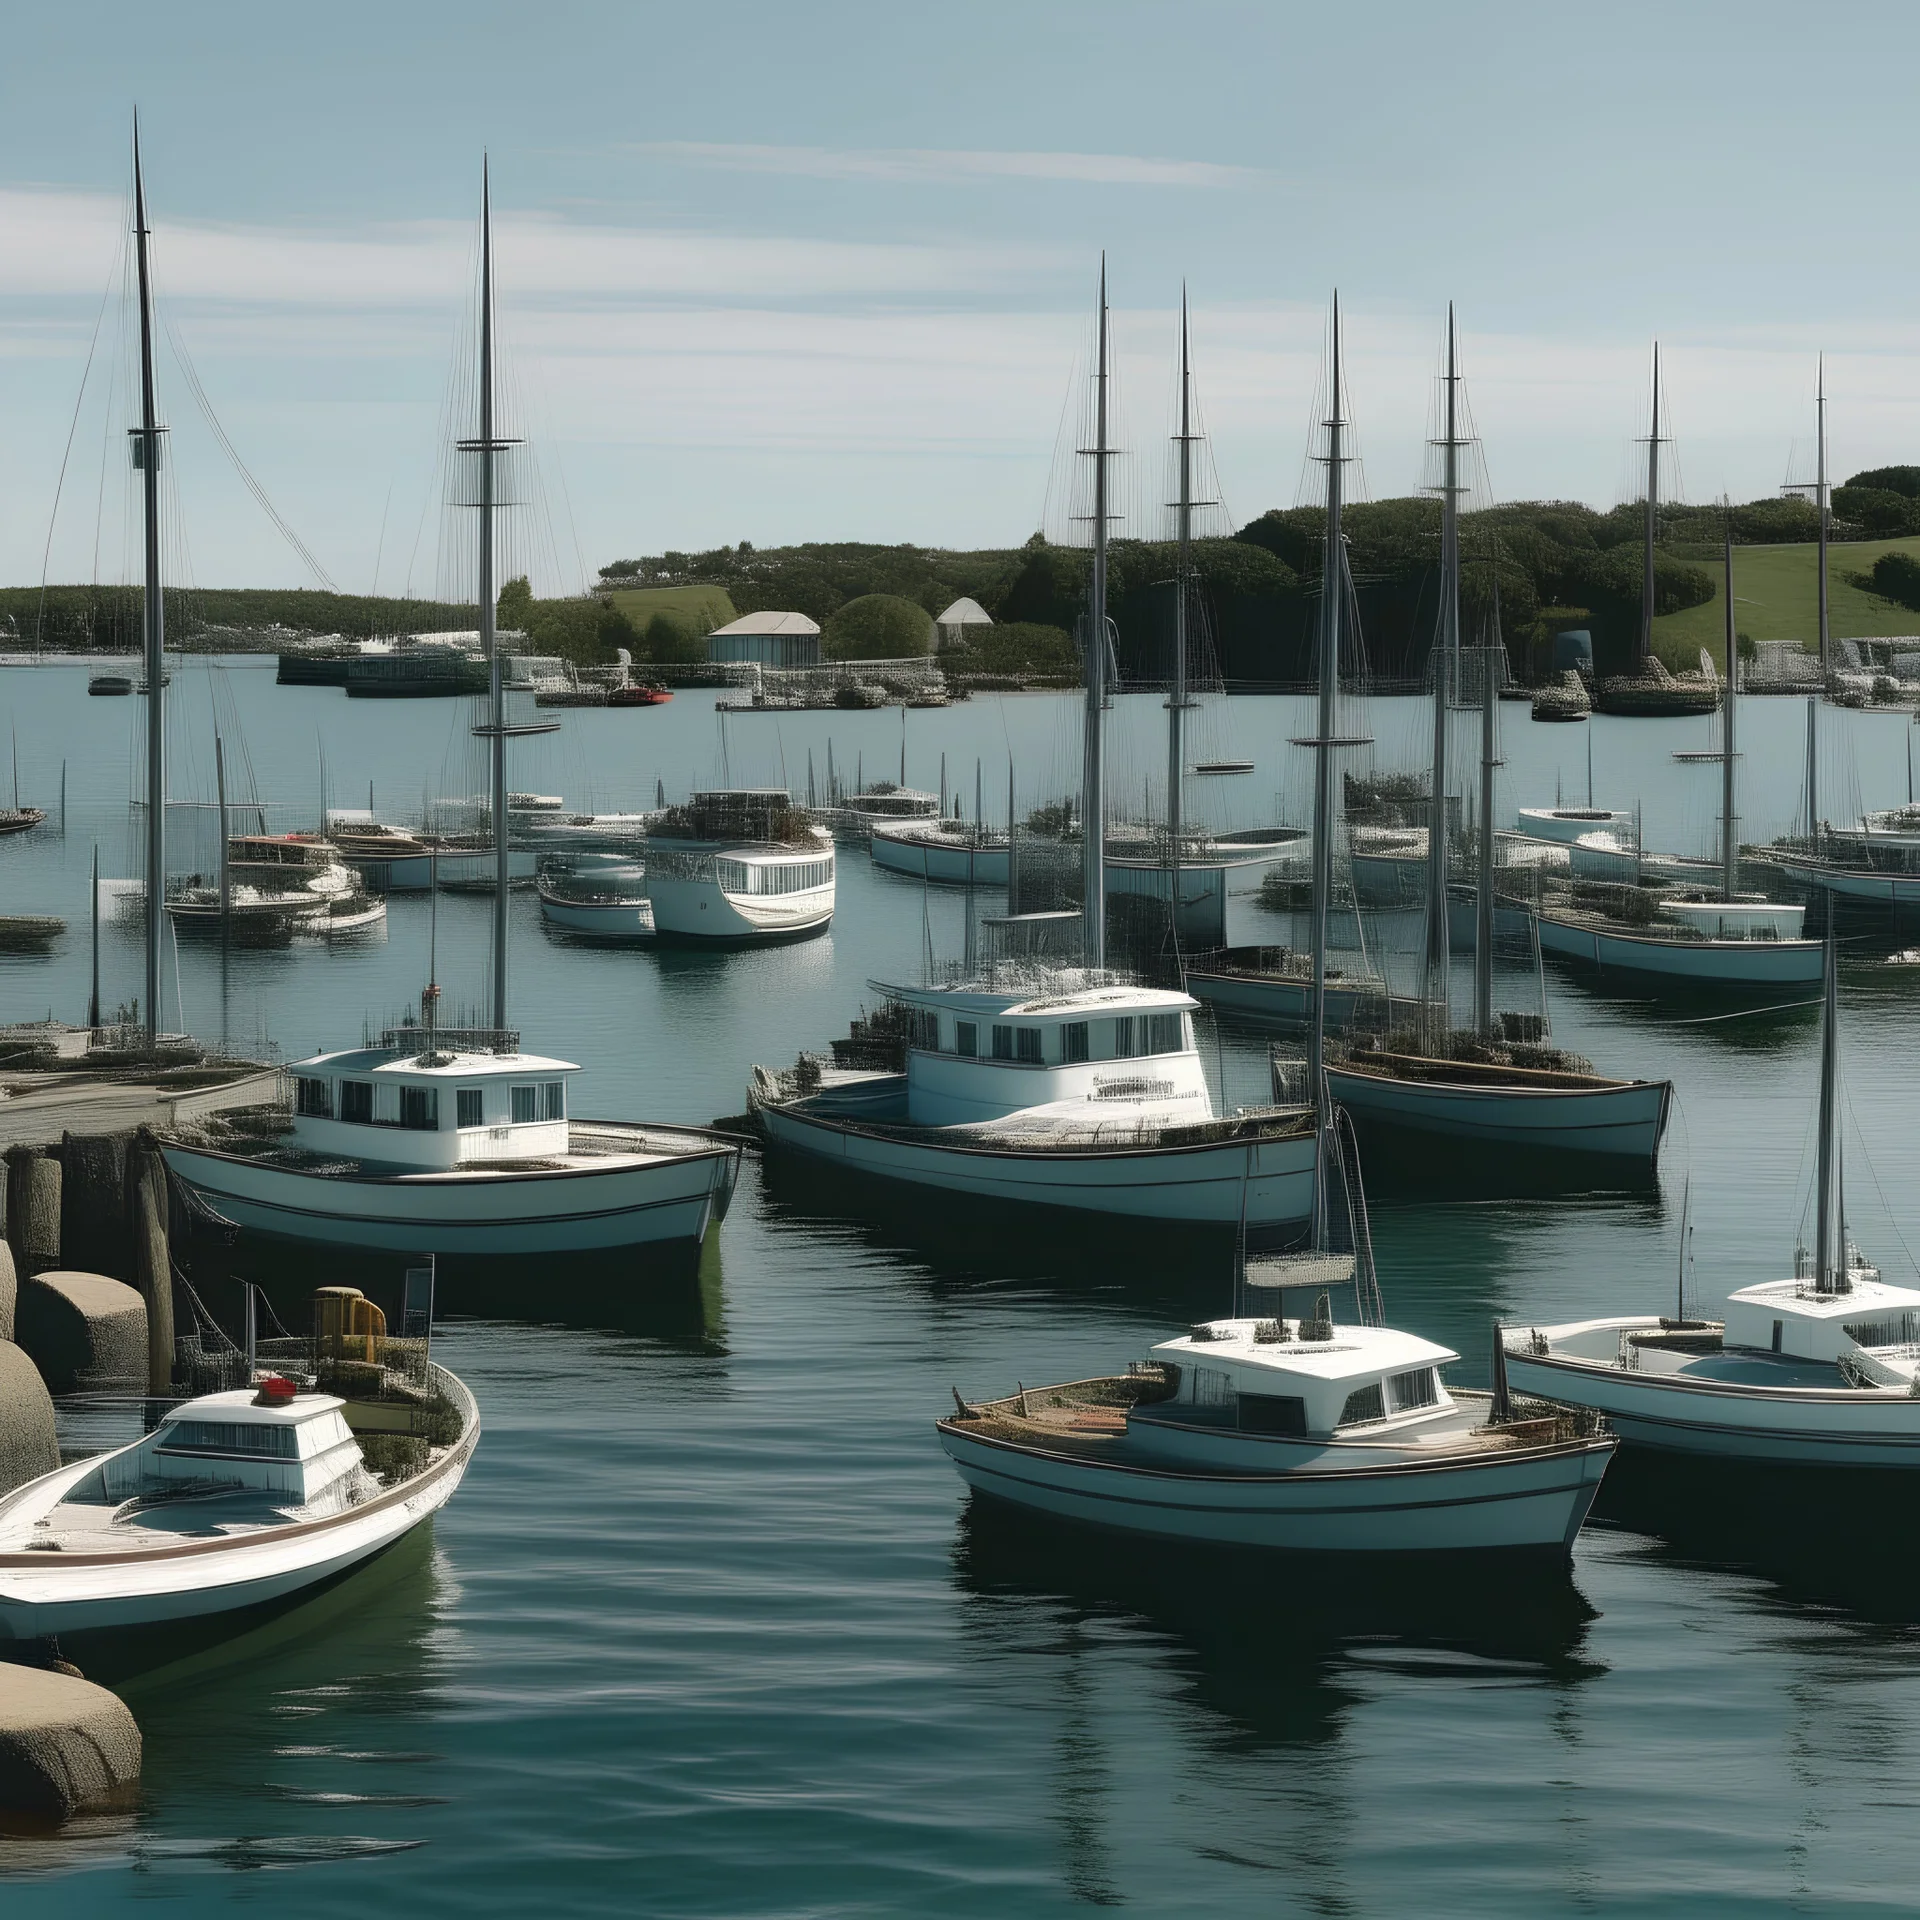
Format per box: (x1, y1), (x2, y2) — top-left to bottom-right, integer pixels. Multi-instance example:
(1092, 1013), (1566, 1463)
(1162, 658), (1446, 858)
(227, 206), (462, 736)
(87, 673), (133, 696)
(1192, 759), (1254, 775)
(646, 789), (835, 943)
(0, 808), (46, 837)
(870, 817), (1010, 886)
(606, 683), (672, 707)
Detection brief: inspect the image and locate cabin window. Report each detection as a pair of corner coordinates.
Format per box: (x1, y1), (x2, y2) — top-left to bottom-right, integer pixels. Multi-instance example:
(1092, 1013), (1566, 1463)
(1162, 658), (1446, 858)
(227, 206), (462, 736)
(373, 1082), (400, 1125)
(1062, 1022), (1090, 1064)
(295, 1076), (331, 1118)
(904, 1007), (939, 1053)
(512, 1085), (539, 1124)
(542, 1081), (565, 1121)
(457, 1088), (483, 1129)
(1388, 1367), (1438, 1413)
(991, 1025), (1014, 1060)
(1238, 1393), (1308, 1436)
(1015, 1027), (1043, 1064)
(339, 1080), (374, 1124)
(1112, 1017), (1137, 1058)
(1772, 1320), (1783, 1353)
(1148, 1012), (1184, 1054)
(1338, 1382), (1387, 1427)
(956, 1022), (978, 1058)
(158, 1419), (299, 1460)
(400, 1086), (439, 1131)
(716, 857), (751, 894)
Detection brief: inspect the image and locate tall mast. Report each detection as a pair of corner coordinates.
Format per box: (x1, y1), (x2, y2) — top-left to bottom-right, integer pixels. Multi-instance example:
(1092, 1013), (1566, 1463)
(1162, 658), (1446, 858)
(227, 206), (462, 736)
(1817, 356), (1830, 680)
(1722, 516), (1738, 902)
(1813, 931), (1843, 1292)
(1640, 342), (1660, 670)
(1475, 581), (1499, 1033)
(1081, 259), (1111, 968)
(481, 162), (507, 1028)
(1423, 306), (1462, 1034)
(1306, 294), (1348, 1244)
(1167, 287), (1193, 876)
(133, 121), (167, 1045)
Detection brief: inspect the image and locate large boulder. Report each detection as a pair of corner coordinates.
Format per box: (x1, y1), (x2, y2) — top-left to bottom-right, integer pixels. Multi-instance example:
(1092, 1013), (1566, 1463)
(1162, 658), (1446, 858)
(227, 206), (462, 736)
(0, 1341), (56, 1495)
(60, 1130), (134, 1281)
(0, 1664), (141, 1821)
(3, 1149), (61, 1279)
(16, 1272), (147, 1396)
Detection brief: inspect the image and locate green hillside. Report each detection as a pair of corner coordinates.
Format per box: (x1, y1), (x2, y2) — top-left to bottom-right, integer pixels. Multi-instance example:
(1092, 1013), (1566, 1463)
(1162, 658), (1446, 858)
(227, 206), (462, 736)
(1652, 537), (1920, 671)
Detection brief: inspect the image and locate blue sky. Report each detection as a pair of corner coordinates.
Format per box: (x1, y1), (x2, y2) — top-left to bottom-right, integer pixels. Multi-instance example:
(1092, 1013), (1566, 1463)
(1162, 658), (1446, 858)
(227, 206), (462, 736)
(5, 0), (1919, 594)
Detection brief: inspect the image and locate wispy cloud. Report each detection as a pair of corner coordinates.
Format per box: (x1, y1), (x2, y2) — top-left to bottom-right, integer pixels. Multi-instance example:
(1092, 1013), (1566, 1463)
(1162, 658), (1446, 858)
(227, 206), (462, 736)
(637, 142), (1256, 189)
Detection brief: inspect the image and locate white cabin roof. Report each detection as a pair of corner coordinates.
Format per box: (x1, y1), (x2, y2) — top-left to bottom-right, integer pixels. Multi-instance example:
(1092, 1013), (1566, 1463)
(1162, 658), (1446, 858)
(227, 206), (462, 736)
(711, 611), (821, 637)
(879, 976), (1198, 1020)
(165, 1387), (346, 1428)
(1153, 1320), (1456, 1387)
(1728, 1274), (1920, 1322)
(293, 1043), (581, 1081)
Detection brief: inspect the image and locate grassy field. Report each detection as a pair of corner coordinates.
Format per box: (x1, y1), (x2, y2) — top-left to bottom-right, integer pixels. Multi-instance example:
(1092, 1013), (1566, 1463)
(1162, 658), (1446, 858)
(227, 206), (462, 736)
(604, 584), (738, 634)
(1651, 535), (1920, 670)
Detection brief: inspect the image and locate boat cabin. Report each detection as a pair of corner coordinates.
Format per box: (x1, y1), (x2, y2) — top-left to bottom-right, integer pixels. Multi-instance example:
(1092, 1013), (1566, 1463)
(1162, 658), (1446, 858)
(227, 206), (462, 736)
(1724, 1268), (1920, 1364)
(62, 1387), (362, 1512)
(1144, 1319), (1459, 1439)
(1662, 898), (1806, 942)
(288, 1029), (579, 1170)
(880, 977), (1209, 1127)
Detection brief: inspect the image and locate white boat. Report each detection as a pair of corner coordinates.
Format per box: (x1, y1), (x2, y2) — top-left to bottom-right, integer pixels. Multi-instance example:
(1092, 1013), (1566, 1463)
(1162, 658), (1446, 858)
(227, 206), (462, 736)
(162, 170), (742, 1259)
(0, 1368), (478, 1638)
(870, 818), (1010, 886)
(1533, 908), (1823, 985)
(538, 877), (655, 938)
(1517, 806), (1634, 846)
(938, 1315), (1614, 1554)
(164, 1026), (738, 1253)
(753, 974), (1318, 1235)
(1501, 934), (1920, 1465)
(646, 790), (835, 943)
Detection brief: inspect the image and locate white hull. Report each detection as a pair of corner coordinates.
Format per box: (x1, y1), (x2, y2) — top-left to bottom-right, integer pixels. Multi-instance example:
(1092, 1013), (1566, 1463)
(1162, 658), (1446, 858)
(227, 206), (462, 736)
(1535, 910), (1825, 985)
(1517, 807), (1633, 846)
(1325, 1063), (1670, 1161)
(870, 828), (1010, 886)
(1506, 1333), (1920, 1466)
(539, 888), (655, 937)
(758, 1097), (1316, 1231)
(0, 1372), (479, 1638)
(1797, 862), (1920, 904)
(161, 1131), (738, 1254)
(938, 1422), (1610, 1552)
(646, 871), (833, 943)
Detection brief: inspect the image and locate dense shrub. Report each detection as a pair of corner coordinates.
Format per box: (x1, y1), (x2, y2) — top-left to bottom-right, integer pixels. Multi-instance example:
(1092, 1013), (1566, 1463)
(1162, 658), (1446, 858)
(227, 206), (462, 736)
(1871, 550), (1920, 610)
(1833, 487), (1920, 537)
(1847, 466), (1920, 499)
(953, 621), (1076, 676)
(822, 593), (935, 659)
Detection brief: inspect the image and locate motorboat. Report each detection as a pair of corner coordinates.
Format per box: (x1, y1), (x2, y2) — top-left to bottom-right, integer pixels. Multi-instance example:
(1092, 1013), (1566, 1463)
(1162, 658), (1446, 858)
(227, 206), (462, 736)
(539, 861), (654, 938)
(164, 1022), (738, 1254)
(938, 1308), (1614, 1554)
(646, 789), (835, 943)
(1516, 806), (1634, 846)
(1501, 935), (1920, 1465)
(0, 1360), (478, 1638)
(0, 807), (46, 837)
(870, 817), (1011, 886)
(607, 683), (672, 707)
(753, 971), (1318, 1236)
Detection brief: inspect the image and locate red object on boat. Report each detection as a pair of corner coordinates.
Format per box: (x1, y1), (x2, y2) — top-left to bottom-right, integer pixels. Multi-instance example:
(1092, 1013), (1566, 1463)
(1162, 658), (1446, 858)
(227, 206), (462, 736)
(607, 685), (673, 707)
(255, 1375), (298, 1405)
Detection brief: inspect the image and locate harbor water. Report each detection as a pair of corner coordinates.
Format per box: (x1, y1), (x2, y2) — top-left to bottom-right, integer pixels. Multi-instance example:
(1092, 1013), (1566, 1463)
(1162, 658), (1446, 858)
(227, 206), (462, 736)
(4, 661), (1920, 1913)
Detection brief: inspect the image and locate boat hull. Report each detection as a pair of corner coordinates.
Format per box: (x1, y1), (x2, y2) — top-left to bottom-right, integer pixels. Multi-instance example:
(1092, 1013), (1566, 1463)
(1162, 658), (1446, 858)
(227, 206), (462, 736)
(1534, 911), (1825, 985)
(539, 888), (655, 938)
(1326, 1062), (1670, 1161)
(1506, 1339), (1920, 1466)
(0, 1372), (479, 1638)
(870, 829), (1010, 886)
(937, 1422), (1612, 1553)
(160, 1132), (738, 1254)
(757, 1096), (1317, 1232)
(645, 871), (834, 944)
(1183, 968), (1387, 1030)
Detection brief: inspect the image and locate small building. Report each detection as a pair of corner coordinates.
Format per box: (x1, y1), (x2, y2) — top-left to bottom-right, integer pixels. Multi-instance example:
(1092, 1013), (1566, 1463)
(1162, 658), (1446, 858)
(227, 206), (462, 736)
(708, 611), (822, 669)
(935, 597), (992, 652)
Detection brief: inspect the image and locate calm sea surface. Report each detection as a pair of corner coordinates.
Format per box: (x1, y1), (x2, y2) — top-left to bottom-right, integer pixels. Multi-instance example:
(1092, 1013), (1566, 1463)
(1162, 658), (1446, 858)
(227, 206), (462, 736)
(4, 661), (1920, 1915)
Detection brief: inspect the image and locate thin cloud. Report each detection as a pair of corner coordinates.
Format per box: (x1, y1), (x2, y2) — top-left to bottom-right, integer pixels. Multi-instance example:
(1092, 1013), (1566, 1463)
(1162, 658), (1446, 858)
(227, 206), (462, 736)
(638, 142), (1256, 189)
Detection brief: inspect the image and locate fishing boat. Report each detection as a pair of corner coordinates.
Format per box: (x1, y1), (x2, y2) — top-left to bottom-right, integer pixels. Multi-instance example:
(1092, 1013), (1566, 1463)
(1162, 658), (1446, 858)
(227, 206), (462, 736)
(1532, 537), (1822, 989)
(162, 164), (741, 1258)
(0, 1349), (478, 1638)
(607, 683), (672, 708)
(1502, 936), (1920, 1465)
(1315, 314), (1671, 1168)
(645, 789), (835, 943)
(538, 860), (653, 938)
(752, 271), (1318, 1239)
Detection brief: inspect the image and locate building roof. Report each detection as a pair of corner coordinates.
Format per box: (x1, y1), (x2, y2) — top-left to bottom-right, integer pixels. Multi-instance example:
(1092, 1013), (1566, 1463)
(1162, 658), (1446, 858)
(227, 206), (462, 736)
(293, 1044), (581, 1080)
(710, 611), (821, 638)
(936, 597), (993, 627)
